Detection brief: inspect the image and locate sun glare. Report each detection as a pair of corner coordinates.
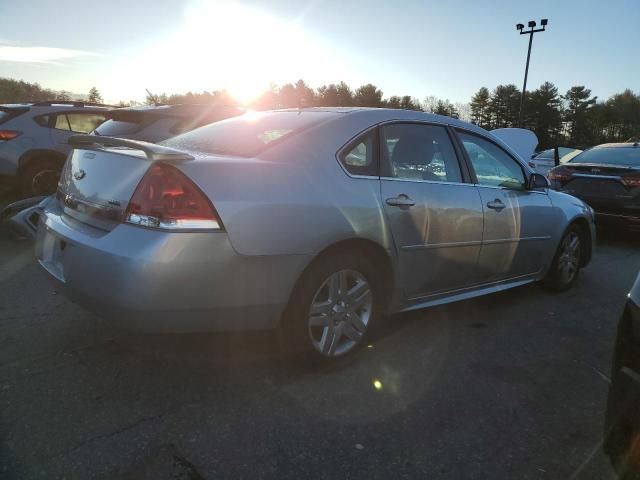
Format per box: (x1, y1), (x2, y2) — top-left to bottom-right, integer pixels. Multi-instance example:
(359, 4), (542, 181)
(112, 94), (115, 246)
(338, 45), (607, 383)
(107, 0), (340, 105)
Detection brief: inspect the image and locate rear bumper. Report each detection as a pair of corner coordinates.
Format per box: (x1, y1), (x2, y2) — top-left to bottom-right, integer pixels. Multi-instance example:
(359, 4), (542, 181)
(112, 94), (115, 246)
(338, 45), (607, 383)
(35, 204), (311, 333)
(595, 211), (640, 231)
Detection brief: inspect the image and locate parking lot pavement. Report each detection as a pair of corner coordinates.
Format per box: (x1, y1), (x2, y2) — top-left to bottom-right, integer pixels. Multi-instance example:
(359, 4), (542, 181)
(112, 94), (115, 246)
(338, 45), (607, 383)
(1, 230), (638, 480)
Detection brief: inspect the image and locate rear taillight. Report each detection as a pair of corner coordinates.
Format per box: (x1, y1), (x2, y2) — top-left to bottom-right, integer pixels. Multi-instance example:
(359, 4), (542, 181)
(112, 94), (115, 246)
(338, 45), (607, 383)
(125, 163), (222, 230)
(621, 173), (640, 188)
(548, 166), (572, 183)
(0, 130), (22, 142)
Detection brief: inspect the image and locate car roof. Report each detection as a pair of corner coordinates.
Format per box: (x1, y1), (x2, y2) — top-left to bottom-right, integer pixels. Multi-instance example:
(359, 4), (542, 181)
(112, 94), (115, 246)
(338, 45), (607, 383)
(276, 107), (485, 132)
(591, 142), (640, 149)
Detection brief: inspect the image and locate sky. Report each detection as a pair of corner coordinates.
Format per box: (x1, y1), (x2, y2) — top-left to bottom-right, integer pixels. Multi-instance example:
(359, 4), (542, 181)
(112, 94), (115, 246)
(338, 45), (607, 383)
(0, 0), (638, 105)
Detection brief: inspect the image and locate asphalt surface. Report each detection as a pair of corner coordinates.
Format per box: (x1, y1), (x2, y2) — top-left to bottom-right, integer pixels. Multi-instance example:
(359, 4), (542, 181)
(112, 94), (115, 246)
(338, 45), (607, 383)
(1, 197), (638, 479)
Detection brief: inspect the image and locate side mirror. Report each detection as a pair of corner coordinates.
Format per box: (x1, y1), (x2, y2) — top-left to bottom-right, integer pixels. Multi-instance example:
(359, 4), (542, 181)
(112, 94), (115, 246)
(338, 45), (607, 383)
(528, 173), (550, 189)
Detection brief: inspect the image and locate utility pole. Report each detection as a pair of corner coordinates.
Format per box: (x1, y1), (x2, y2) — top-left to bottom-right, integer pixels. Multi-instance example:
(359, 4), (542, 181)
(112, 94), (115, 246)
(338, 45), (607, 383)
(516, 19), (548, 127)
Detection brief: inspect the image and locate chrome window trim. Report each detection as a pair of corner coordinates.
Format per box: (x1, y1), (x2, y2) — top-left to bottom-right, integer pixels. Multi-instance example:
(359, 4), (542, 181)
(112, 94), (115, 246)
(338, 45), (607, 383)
(472, 183), (548, 195)
(379, 176), (476, 187)
(572, 173), (622, 180)
(400, 235), (551, 252)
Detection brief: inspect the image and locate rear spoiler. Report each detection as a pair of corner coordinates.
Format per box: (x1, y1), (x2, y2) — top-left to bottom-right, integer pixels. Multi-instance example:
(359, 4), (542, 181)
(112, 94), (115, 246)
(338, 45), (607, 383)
(68, 135), (194, 162)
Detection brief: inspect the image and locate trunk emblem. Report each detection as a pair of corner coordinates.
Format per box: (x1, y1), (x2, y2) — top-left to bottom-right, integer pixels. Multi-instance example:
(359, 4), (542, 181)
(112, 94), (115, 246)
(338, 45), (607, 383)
(73, 169), (86, 180)
(591, 168), (601, 173)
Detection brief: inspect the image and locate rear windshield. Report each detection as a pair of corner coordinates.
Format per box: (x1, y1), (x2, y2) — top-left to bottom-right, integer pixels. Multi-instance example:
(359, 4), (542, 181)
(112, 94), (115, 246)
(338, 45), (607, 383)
(570, 147), (640, 167)
(162, 111), (338, 157)
(0, 107), (25, 125)
(94, 119), (146, 136)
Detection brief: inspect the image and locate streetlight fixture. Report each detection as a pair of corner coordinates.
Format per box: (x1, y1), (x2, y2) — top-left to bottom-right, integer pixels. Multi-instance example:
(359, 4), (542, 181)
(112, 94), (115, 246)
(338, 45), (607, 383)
(516, 18), (548, 127)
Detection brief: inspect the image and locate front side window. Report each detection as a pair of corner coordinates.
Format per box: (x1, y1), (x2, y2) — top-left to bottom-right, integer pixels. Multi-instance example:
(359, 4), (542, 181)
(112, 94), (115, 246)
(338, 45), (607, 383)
(339, 130), (377, 176)
(458, 131), (525, 189)
(381, 123), (462, 183)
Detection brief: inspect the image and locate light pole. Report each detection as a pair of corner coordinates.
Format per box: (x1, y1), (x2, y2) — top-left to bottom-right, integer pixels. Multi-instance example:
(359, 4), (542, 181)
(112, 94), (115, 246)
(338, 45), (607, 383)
(516, 18), (548, 127)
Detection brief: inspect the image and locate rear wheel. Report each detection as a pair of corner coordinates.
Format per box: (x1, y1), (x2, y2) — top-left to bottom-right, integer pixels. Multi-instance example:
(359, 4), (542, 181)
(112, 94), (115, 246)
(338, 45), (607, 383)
(282, 252), (381, 360)
(21, 158), (62, 196)
(542, 224), (583, 291)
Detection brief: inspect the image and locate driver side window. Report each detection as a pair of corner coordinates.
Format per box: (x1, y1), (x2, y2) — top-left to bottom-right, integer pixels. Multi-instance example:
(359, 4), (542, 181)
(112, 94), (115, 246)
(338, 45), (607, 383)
(458, 132), (525, 189)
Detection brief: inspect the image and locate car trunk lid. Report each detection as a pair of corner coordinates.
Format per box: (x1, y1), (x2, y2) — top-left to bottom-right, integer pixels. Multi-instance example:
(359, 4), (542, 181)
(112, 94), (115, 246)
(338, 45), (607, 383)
(57, 135), (194, 231)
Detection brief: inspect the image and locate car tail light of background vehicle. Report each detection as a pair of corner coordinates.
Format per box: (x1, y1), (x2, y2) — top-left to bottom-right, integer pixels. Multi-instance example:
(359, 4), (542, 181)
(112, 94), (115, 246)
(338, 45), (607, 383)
(620, 172), (640, 188)
(0, 130), (22, 142)
(125, 163), (222, 230)
(548, 166), (573, 184)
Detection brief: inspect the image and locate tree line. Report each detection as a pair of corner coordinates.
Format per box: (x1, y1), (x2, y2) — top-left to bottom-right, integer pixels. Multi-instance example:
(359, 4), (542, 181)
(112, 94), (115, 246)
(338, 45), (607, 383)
(470, 83), (640, 148)
(1, 76), (638, 149)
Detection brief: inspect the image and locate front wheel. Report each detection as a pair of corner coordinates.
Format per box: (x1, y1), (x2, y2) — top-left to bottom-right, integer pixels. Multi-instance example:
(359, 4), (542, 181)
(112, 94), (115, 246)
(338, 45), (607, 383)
(542, 225), (583, 291)
(282, 252), (381, 360)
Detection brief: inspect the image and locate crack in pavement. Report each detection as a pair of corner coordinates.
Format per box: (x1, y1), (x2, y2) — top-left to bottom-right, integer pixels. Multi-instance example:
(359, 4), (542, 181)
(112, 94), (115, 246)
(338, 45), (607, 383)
(55, 403), (182, 459)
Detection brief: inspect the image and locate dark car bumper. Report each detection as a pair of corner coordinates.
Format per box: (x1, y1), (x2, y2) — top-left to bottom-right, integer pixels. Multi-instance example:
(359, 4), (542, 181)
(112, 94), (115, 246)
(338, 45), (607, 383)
(604, 299), (640, 474)
(595, 212), (640, 232)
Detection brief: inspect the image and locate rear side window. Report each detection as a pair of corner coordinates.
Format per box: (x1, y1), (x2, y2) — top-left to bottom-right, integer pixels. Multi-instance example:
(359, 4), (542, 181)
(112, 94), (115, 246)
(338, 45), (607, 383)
(381, 123), (462, 183)
(339, 130), (377, 176)
(33, 115), (50, 127)
(162, 111), (338, 157)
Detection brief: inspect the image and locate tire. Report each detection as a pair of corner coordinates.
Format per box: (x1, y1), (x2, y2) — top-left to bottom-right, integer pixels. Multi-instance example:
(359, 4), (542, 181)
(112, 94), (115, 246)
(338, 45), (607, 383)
(20, 158), (62, 196)
(281, 251), (382, 361)
(542, 224), (583, 291)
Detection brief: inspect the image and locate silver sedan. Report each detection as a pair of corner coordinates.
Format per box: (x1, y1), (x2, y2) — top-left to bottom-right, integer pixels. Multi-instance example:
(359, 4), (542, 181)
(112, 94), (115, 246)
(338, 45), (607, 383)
(35, 108), (595, 359)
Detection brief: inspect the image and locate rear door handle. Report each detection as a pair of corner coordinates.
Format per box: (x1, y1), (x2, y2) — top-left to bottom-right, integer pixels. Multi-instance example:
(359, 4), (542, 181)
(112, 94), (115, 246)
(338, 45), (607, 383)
(386, 195), (416, 208)
(486, 199), (505, 211)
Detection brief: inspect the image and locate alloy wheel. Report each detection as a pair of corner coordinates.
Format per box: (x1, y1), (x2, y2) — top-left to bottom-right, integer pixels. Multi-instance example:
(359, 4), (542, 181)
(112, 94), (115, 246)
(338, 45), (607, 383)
(307, 269), (372, 357)
(558, 231), (581, 285)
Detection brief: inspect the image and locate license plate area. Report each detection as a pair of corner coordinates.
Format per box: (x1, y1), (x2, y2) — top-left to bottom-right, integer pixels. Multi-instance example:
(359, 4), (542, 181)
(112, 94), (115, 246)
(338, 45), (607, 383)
(38, 229), (66, 282)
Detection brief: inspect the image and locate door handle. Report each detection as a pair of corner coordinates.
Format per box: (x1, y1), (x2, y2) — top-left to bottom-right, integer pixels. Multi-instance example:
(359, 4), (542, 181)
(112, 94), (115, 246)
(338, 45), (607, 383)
(386, 195), (416, 208)
(486, 199), (505, 211)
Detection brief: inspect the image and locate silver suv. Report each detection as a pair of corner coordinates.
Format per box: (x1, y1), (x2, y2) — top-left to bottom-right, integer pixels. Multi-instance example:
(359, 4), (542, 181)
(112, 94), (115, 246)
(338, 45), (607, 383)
(0, 101), (111, 195)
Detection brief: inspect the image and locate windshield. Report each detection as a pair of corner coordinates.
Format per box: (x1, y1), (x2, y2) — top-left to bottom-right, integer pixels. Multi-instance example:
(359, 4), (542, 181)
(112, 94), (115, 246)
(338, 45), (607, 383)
(162, 110), (338, 157)
(570, 146), (640, 167)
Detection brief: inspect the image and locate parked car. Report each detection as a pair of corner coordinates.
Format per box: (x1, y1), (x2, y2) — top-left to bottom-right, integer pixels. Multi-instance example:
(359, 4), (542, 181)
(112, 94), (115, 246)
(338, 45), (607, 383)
(548, 142), (640, 231)
(92, 104), (243, 143)
(528, 147), (583, 176)
(0, 101), (111, 195)
(35, 108), (595, 360)
(604, 272), (640, 479)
